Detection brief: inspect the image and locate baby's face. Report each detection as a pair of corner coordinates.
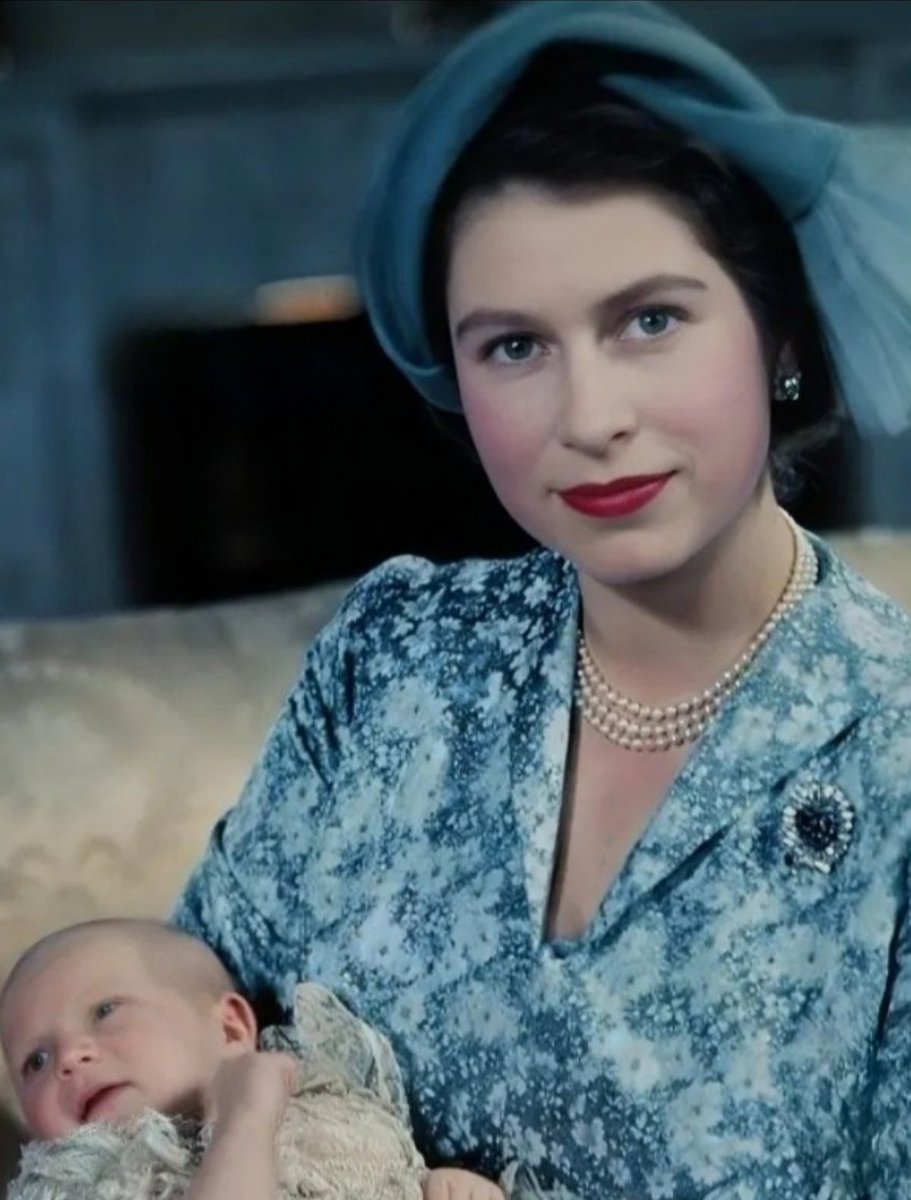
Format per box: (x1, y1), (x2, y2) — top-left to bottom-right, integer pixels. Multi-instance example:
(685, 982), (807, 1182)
(0, 934), (231, 1139)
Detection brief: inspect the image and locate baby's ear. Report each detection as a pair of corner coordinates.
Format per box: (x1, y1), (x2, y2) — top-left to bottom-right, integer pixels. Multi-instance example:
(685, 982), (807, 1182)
(215, 992), (258, 1054)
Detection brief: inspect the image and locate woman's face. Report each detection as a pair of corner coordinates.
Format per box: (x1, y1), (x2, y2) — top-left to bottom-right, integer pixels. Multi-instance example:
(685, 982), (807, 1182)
(447, 185), (775, 587)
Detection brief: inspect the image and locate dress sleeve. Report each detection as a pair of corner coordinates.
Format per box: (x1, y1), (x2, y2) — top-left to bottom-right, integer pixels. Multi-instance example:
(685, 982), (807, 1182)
(171, 579), (359, 1005)
(858, 851), (911, 1198)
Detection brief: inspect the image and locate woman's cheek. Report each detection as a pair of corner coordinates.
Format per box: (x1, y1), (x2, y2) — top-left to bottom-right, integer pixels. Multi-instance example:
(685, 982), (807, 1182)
(459, 361), (553, 459)
(661, 343), (771, 492)
(707, 375), (771, 492)
(461, 386), (544, 495)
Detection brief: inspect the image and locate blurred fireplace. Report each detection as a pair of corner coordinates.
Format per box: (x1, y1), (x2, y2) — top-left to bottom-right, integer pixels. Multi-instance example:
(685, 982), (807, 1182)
(110, 314), (858, 609)
(111, 314), (534, 607)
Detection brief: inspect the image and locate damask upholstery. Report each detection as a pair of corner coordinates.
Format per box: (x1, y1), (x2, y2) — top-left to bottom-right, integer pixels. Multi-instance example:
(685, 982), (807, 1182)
(0, 534), (909, 1182)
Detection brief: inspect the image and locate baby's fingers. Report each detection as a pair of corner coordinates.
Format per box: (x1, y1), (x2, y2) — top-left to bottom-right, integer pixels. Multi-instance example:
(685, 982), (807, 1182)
(423, 1168), (505, 1200)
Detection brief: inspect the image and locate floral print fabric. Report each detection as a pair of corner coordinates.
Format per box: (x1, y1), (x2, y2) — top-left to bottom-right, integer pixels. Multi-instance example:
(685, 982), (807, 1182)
(174, 537), (911, 1199)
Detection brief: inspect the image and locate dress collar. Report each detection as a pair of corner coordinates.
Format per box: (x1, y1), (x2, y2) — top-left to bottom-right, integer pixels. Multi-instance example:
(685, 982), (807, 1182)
(506, 536), (896, 950)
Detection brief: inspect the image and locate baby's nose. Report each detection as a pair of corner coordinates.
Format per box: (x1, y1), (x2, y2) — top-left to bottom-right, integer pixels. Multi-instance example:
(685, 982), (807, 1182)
(57, 1038), (98, 1075)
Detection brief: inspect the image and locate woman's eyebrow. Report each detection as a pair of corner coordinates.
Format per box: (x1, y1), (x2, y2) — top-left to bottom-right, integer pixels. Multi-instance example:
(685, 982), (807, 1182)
(453, 273), (707, 341)
(453, 307), (541, 341)
(598, 273), (708, 316)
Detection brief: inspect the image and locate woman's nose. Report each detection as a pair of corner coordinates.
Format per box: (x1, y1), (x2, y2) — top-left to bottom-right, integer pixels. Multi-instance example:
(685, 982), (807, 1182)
(556, 351), (638, 452)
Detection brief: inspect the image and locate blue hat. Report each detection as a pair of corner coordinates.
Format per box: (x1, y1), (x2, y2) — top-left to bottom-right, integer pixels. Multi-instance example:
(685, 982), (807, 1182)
(358, 0), (911, 436)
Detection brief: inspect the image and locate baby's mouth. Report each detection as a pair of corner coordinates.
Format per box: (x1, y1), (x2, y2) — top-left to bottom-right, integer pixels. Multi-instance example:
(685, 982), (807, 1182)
(81, 1083), (129, 1123)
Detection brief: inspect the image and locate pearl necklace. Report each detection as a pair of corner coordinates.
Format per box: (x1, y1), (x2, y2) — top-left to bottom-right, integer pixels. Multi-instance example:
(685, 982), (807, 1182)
(576, 514), (818, 752)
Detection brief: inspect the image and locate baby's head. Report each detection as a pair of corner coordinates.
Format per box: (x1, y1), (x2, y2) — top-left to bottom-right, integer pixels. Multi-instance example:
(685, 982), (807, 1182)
(0, 919), (258, 1140)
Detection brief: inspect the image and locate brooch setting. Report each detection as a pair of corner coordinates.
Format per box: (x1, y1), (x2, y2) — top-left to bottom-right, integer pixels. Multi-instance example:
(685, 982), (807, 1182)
(782, 782), (854, 874)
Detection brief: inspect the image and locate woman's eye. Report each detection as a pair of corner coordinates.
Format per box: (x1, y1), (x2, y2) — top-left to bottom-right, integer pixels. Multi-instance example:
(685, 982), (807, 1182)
(22, 1049), (48, 1077)
(621, 307), (681, 341)
(94, 1000), (118, 1021)
(481, 334), (543, 365)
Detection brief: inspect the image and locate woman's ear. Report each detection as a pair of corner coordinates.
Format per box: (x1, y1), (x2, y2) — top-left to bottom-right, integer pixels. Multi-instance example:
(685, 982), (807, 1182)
(215, 992), (258, 1054)
(776, 340), (798, 376)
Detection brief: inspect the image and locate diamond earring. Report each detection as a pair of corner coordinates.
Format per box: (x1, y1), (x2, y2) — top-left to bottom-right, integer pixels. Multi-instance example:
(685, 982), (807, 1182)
(773, 370), (802, 403)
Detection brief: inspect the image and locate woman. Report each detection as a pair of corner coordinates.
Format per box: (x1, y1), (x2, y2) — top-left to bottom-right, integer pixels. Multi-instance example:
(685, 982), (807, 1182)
(175, 3), (911, 1196)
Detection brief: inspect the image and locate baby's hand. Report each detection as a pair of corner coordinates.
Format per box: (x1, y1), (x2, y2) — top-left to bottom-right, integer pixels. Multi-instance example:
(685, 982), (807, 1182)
(206, 1050), (299, 1136)
(423, 1167), (506, 1200)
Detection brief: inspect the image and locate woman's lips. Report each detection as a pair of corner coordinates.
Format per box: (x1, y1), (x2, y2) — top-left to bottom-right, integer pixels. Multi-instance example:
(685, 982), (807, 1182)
(559, 472), (674, 518)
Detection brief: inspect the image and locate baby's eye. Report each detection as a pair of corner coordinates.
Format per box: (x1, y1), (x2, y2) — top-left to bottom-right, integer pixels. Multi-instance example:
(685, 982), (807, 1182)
(22, 1048), (49, 1077)
(93, 999), (119, 1021)
(620, 307), (682, 341)
(481, 334), (544, 365)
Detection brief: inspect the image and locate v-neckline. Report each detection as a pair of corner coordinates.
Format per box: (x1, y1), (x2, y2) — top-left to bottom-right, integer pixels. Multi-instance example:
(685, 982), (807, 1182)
(542, 709), (695, 944)
(541, 696), (711, 954)
(506, 536), (867, 958)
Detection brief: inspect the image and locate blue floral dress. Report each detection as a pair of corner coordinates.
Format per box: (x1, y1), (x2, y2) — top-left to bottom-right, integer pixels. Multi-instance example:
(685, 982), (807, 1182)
(174, 536), (911, 1199)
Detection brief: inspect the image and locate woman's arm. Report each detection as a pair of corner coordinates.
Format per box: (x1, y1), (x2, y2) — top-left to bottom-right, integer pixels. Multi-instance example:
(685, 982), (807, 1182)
(172, 557), (435, 1004)
(857, 849), (911, 1199)
(171, 575), (360, 999)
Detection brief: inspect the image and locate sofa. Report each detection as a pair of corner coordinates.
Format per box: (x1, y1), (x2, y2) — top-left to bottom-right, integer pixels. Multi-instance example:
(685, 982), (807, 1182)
(1, 533), (909, 1184)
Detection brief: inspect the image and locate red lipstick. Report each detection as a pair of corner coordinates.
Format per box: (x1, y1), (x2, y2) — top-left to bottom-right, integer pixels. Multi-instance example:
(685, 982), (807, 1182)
(560, 473), (673, 518)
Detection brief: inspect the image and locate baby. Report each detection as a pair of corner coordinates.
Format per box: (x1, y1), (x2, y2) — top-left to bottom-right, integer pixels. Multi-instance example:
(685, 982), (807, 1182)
(0, 919), (507, 1200)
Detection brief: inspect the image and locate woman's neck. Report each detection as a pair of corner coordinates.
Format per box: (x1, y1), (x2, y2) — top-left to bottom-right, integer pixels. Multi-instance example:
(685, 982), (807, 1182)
(578, 486), (796, 706)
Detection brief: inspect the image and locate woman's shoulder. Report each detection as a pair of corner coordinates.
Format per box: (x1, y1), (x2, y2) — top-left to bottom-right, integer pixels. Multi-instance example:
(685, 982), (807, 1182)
(299, 547), (575, 713)
(810, 537), (911, 757)
(335, 546), (570, 634)
(816, 536), (911, 669)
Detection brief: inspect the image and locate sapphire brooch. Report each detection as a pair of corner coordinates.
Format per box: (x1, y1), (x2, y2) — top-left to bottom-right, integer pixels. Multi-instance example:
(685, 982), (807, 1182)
(782, 782), (855, 874)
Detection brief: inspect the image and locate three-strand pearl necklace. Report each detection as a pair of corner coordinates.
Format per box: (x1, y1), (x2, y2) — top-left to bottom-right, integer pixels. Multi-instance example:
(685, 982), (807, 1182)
(576, 514), (818, 752)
